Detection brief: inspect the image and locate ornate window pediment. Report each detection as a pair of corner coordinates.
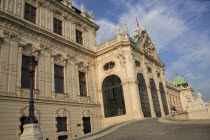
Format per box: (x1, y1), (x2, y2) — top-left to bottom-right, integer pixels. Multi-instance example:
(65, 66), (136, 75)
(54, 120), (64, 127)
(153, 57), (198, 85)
(51, 53), (68, 66)
(19, 43), (41, 60)
(76, 61), (88, 71)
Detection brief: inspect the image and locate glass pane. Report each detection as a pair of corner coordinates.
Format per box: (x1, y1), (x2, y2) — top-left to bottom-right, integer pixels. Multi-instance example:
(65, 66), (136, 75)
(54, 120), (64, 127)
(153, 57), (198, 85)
(102, 75), (126, 118)
(150, 79), (161, 117)
(137, 74), (151, 117)
(159, 83), (169, 115)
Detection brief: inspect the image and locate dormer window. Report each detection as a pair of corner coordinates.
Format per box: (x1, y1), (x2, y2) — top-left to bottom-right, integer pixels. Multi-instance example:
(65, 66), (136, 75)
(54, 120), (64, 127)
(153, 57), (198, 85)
(76, 29), (83, 45)
(103, 62), (115, 71)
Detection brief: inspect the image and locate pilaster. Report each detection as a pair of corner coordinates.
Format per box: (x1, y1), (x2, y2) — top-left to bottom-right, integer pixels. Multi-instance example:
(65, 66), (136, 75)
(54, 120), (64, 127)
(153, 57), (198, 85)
(157, 89), (165, 117)
(146, 85), (156, 117)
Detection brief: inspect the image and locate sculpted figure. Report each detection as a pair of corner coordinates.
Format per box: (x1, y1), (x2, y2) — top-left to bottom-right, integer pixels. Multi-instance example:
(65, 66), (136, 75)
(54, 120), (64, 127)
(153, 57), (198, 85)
(196, 92), (205, 106)
(88, 11), (94, 17)
(81, 4), (85, 13)
(124, 24), (128, 34)
(116, 24), (121, 34)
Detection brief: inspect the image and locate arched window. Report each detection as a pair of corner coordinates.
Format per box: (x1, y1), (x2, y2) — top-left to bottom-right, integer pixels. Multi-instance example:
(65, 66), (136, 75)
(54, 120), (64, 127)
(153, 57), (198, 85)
(102, 75), (126, 118)
(137, 74), (151, 117)
(159, 83), (169, 115)
(150, 79), (161, 117)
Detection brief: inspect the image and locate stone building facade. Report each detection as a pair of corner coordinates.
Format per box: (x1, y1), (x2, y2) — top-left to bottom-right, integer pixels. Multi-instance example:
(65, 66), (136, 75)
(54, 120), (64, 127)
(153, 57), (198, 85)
(0, 0), (190, 140)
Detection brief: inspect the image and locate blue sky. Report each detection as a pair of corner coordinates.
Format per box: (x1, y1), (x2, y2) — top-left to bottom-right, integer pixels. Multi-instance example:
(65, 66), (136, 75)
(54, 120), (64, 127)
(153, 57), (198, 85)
(73, 0), (210, 101)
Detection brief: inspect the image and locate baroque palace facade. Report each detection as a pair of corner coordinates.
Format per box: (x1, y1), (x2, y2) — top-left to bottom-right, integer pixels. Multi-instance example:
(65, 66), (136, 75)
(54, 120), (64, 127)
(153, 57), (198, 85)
(0, 0), (192, 140)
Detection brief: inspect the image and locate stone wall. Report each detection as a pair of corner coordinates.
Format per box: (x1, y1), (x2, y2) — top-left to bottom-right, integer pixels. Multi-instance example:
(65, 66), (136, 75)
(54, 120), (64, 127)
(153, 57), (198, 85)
(0, 96), (102, 140)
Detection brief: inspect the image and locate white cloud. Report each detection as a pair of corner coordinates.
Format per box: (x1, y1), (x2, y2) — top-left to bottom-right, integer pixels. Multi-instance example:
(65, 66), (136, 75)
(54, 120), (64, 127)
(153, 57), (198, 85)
(96, 19), (116, 44)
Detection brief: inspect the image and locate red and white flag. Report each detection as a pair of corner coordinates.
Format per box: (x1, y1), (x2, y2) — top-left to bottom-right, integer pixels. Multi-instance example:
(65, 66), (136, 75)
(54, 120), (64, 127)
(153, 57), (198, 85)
(136, 17), (140, 29)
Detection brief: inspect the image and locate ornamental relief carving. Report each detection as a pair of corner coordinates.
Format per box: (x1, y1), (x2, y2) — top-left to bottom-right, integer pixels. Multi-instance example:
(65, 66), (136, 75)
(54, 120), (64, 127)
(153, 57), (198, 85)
(76, 61), (89, 71)
(82, 109), (91, 117)
(128, 52), (136, 66)
(19, 43), (41, 60)
(19, 106), (40, 118)
(3, 30), (20, 41)
(56, 108), (70, 118)
(141, 32), (155, 56)
(116, 53), (126, 68)
(52, 93), (68, 102)
(17, 88), (40, 99)
(40, 44), (51, 53)
(51, 53), (68, 66)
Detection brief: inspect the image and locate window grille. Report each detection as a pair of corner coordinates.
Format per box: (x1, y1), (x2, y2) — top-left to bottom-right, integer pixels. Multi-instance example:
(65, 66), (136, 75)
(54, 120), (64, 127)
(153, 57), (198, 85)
(24, 3), (36, 23)
(21, 55), (35, 88)
(150, 79), (161, 117)
(137, 74), (151, 117)
(79, 72), (87, 96)
(76, 30), (83, 44)
(54, 65), (64, 93)
(54, 18), (62, 35)
(102, 75), (126, 118)
(56, 117), (67, 132)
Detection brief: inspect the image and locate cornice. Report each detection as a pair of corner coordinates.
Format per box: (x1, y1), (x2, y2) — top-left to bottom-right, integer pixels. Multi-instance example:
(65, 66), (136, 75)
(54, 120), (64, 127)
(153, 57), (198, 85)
(0, 95), (101, 107)
(48, 0), (99, 30)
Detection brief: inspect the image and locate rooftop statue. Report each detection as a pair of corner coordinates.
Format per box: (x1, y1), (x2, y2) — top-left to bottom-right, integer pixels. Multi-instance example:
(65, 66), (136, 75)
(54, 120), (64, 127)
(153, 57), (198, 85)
(124, 24), (128, 34)
(116, 24), (121, 35)
(81, 4), (85, 13)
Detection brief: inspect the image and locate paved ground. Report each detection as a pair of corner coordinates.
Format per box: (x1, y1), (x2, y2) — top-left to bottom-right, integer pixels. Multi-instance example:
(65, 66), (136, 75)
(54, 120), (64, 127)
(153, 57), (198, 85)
(96, 118), (210, 140)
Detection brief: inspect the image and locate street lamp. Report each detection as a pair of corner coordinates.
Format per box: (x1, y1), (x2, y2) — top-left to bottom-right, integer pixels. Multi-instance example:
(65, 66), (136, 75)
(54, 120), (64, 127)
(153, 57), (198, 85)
(26, 56), (38, 124)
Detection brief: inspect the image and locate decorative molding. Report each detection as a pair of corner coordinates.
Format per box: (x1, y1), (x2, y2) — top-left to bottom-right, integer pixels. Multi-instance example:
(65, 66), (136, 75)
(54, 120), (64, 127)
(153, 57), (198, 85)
(76, 61), (88, 72)
(51, 53), (68, 66)
(16, 87), (40, 99)
(55, 108), (70, 118)
(116, 47), (126, 68)
(40, 44), (51, 53)
(18, 43), (41, 60)
(3, 30), (20, 42)
(82, 109), (91, 117)
(52, 93), (68, 102)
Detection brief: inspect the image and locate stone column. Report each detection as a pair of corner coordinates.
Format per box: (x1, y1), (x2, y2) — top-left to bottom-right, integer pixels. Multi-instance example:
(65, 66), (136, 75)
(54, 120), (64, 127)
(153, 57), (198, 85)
(146, 85), (156, 117)
(157, 89), (165, 117)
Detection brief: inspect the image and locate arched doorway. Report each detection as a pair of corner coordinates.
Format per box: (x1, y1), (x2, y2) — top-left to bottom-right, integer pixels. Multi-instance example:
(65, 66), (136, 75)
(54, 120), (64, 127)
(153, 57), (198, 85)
(102, 75), (126, 118)
(159, 83), (169, 115)
(150, 79), (161, 117)
(137, 74), (151, 117)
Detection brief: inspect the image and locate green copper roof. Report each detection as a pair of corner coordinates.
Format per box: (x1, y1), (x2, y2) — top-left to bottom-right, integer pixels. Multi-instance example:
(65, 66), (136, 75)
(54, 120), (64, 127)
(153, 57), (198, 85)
(171, 75), (188, 86)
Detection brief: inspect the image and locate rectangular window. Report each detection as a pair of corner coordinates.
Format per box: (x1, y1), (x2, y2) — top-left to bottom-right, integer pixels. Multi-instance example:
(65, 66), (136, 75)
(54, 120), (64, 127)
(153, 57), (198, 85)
(76, 29), (83, 45)
(54, 65), (64, 93)
(24, 3), (36, 24)
(21, 55), (35, 88)
(54, 18), (62, 35)
(56, 117), (67, 132)
(79, 72), (87, 96)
